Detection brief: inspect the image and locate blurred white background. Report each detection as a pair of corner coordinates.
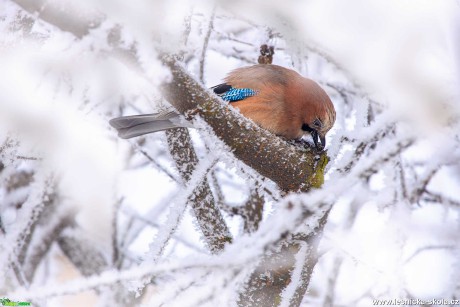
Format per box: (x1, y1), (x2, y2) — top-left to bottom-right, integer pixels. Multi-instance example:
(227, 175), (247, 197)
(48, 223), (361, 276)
(0, 0), (459, 306)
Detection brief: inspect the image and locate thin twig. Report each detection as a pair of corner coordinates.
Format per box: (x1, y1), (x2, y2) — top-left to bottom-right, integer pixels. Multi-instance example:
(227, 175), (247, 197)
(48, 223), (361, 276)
(199, 6), (216, 83)
(133, 143), (180, 183)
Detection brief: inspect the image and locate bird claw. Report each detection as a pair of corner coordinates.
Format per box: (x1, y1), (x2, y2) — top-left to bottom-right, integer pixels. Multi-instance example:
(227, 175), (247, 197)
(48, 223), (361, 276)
(290, 138), (316, 151)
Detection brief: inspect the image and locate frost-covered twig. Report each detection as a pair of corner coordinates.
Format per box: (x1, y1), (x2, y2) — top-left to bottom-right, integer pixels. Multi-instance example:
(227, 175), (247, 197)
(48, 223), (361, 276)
(22, 203), (75, 282)
(1, 172), (55, 288)
(404, 244), (455, 264)
(422, 191), (460, 208)
(199, 6), (216, 83)
(242, 188), (264, 234)
(16, 228), (292, 302)
(57, 231), (108, 277)
(132, 143), (180, 183)
(112, 198), (122, 268)
(165, 128), (232, 253)
(142, 148), (227, 273)
(118, 197), (172, 258)
(321, 256), (343, 307)
(120, 205), (205, 253)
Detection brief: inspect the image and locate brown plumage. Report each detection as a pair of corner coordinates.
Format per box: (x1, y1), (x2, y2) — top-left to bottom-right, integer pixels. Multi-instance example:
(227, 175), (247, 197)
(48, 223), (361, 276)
(109, 64), (336, 149)
(223, 65), (336, 148)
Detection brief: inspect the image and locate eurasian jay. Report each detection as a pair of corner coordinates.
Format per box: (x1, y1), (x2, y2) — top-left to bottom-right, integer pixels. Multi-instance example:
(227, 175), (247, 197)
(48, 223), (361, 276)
(110, 64), (336, 149)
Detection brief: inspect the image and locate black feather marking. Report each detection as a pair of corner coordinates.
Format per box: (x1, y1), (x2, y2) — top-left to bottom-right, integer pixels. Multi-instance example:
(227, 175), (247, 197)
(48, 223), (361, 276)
(212, 84), (232, 95)
(301, 124), (313, 132)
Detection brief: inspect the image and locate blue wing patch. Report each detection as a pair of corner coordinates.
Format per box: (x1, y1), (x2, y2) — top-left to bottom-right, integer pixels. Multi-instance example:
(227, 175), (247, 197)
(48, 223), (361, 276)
(212, 84), (257, 102)
(220, 88), (257, 102)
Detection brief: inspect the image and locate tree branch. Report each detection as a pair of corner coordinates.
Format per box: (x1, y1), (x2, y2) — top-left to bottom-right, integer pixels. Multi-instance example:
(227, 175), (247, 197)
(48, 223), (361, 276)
(166, 128), (232, 253)
(160, 57), (328, 193)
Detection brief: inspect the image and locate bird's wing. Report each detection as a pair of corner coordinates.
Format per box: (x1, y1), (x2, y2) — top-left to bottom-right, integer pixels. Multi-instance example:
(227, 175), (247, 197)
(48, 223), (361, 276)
(213, 64), (299, 105)
(211, 84), (258, 103)
(211, 84), (232, 95)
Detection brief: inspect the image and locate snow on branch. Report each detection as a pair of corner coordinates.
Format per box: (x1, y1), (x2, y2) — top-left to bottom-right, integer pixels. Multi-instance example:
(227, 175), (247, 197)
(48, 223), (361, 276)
(160, 57), (329, 192)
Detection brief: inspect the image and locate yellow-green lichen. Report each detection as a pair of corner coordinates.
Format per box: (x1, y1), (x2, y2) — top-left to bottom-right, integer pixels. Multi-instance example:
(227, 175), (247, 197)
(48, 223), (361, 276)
(308, 153), (330, 189)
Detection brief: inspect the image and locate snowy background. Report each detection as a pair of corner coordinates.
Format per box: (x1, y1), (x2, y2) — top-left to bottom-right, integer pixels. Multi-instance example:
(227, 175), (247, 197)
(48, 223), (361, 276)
(1, 0), (460, 306)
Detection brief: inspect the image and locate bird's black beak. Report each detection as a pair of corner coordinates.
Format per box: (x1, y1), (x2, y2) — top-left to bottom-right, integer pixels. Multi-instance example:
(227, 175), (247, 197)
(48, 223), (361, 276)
(311, 130), (326, 150)
(320, 135), (326, 148)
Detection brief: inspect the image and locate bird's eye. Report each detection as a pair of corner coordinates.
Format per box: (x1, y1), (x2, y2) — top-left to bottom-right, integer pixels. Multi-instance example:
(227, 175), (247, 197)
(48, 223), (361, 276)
(301, 124), (312, 132)
(313, 118), (322, 128)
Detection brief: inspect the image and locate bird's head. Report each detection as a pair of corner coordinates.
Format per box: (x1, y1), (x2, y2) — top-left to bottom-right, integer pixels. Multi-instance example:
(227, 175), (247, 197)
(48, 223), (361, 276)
(301, 103), (336, 150)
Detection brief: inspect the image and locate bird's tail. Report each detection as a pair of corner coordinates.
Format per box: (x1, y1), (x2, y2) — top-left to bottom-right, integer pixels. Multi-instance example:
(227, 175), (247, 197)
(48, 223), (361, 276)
(109, 111), (192, 139)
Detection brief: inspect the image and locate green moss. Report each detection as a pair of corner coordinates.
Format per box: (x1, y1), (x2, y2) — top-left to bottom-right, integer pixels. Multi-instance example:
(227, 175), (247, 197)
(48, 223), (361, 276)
(274, 294), (282, 306)
(308, 153), (329, 189)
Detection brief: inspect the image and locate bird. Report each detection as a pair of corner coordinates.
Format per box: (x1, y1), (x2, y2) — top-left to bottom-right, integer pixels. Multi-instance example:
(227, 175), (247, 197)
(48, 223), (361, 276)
(109, 64), (336, 149)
